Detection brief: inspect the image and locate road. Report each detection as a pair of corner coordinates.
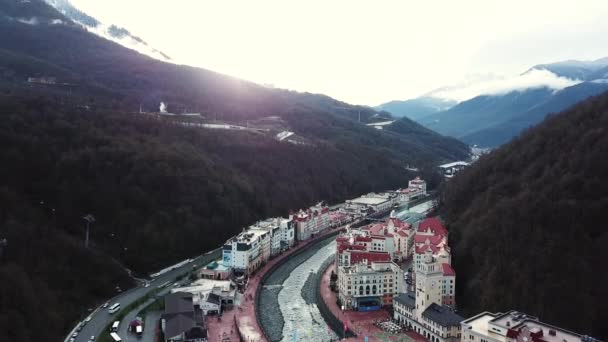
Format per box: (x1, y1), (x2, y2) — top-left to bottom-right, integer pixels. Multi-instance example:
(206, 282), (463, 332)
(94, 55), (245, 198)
(67, 248), (222, 342)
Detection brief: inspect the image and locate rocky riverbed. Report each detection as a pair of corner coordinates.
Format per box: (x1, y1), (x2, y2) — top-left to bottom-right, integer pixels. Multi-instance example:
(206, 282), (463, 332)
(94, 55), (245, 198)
(258, 236), (338, 342)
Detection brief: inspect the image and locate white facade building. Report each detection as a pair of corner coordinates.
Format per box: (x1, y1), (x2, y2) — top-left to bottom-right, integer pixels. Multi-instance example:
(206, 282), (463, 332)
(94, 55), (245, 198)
(344, 193), (397, 215)
(222, 229), (271, 275)
(337, 260), (404, 310)
(291, 202), (330, 241)
(460, 311), (595, 342)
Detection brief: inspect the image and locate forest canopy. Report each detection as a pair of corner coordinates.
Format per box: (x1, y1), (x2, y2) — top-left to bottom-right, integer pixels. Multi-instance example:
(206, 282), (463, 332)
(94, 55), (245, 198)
(441, 91), (608, 339)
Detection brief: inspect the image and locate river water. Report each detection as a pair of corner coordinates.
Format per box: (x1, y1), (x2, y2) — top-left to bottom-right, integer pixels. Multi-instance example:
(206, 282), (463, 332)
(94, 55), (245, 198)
(277, 240), (337, 342)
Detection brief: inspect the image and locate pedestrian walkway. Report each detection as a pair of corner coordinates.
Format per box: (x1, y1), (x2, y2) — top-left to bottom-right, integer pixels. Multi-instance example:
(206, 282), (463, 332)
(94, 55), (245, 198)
(206, 306), (240, 342)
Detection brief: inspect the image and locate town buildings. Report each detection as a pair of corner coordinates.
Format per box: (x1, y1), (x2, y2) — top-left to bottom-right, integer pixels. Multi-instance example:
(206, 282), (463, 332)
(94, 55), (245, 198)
(222, 229), (271, 275)
(290, 202), (330, 241)
(460, 311), (599, 342)
(438, 161), (470, 178)
(391, 217), (463, 342)
(249, 217), (295, 256)
(398, 177), (428, 203)
(334, 216), (413, 310)
(343, 192), (397, 216)
(172, 279), (236, 316)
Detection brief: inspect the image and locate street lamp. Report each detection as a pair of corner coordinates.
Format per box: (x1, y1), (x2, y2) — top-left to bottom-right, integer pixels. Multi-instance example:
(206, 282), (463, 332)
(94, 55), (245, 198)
(83, 214), (95, 248)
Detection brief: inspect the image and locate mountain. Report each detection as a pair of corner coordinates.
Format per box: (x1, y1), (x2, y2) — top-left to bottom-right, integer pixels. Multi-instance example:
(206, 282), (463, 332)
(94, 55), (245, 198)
(0, 1), (469, 340)
(460, 81), (608, 146)
(440, 90), (608, 339)
(419, 87), (555, 138)
(43, 0), (171, 61)
(527, 57), (608, 80)
(375, 96), (457, 120)
(415, 57), (608, 147)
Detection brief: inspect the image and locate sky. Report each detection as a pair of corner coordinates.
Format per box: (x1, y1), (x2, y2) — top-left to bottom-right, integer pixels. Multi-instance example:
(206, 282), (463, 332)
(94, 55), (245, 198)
(70, 0), (608, 105)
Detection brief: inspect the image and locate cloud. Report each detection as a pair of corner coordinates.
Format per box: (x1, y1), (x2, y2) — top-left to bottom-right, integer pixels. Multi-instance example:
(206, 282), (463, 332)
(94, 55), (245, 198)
(427, 69), (582, 102)
(51, 19), (64, 25)
(17, 17), (39, 25)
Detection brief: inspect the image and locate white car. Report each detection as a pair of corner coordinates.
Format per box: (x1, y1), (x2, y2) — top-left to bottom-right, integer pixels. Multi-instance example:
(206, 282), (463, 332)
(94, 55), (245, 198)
(102, 302), (109, 308)
(90, 335), (95, 341)
(71, 332), (78, 338)
(85, 316), (92, 322)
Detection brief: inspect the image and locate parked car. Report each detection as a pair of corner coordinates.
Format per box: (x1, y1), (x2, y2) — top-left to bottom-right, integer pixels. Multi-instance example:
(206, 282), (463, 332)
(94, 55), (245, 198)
(102, 302), (109, 308)
(71, 332), (78, 338)
(90, 335), (95, 341)
(85, 316), (92, 323)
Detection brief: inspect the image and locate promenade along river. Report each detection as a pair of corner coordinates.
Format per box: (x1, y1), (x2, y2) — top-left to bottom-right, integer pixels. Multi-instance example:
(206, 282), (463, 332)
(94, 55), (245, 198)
(258, 236), (338, 342)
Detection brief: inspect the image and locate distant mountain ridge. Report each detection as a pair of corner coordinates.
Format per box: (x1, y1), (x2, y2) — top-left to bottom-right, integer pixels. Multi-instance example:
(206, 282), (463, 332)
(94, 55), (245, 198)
(385, 57), (608, 147)
(526, 57), (608, 80)
(375, 96), (457, 120)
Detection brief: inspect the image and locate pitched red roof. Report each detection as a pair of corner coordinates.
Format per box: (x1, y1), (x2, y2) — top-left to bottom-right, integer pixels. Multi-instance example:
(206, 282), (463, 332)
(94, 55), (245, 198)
(355, 235), (372, 242)
(337, 243), (366, 253)
(417, 217), (447, 236)
(415, 244), (439, 254)
(350, 251), (391, 265)
(414, 234), (444, 245)
(442, 263), (456, 276)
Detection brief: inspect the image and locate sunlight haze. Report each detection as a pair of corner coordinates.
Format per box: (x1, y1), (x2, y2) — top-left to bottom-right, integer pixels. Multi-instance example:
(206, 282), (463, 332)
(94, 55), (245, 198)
(71, 0), (608, 105)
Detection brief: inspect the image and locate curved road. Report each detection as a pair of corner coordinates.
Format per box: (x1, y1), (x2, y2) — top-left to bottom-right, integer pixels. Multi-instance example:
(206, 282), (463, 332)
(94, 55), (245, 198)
(67, 248), (221, 342)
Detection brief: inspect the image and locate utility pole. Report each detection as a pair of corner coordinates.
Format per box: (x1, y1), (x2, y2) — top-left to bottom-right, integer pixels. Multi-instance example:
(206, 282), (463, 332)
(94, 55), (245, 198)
(0, 238), (7, 261)
(83, 214), (95, 248)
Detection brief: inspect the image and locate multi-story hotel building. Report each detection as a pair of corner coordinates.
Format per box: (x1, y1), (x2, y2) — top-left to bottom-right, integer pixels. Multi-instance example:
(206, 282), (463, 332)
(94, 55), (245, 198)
(249, 217), (295, 256)
(394, 248), (463, 342)
(460, 311), (599, 342)
(290, 202), (330, 241)
(337, 260), (405, 310)
(222, 229), (271, 275)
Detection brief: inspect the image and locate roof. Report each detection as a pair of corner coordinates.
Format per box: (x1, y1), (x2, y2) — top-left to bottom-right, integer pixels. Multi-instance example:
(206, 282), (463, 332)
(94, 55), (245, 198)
(394, 292), (416, 309)
(442, 263), (456, 276)
(355, 235), (372, 242)
(439, 161), (469, 168)
(164, 292), (194, 314)
(417, 217), (448, 236)
(415, 243), (439, 254)
(207, 293), (221, 305)
(349, 251), (391, 265)
(422, 303), (464, 327)
(163, 312), (195, 339)
(414, 234), (444, 245)
(349, 196), (390, 206)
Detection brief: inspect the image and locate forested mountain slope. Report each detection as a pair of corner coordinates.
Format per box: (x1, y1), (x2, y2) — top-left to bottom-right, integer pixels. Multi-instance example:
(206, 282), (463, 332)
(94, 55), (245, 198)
(0, 0), (468, 163)
(441, 91), (608, 339)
